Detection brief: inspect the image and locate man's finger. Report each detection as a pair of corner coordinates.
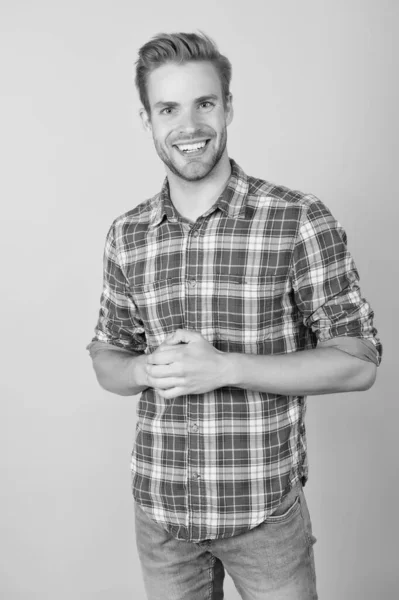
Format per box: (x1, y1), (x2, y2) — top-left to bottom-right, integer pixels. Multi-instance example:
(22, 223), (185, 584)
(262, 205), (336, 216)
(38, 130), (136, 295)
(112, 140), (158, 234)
(156, 386), (185, 400)
(148, 377), (182, 390)
(148, 349), (177, 364)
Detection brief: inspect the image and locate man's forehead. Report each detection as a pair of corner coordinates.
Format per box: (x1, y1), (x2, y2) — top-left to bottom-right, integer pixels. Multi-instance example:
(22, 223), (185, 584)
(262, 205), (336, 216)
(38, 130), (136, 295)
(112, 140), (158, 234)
(147, 61), (223, 104)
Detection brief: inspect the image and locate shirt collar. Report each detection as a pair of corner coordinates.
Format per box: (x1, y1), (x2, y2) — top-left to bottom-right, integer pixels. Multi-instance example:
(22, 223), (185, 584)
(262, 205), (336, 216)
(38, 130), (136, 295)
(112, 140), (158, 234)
(149, 158), (249, 228)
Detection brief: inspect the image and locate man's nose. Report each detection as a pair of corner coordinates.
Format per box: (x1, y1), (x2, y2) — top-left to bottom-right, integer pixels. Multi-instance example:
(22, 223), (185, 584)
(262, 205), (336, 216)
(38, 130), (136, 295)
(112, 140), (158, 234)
(178, 108), (200, 134)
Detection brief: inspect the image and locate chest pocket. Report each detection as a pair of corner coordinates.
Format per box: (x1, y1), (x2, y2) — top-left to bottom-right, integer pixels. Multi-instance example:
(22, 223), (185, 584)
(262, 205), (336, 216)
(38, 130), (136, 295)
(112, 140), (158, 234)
(131, 276), (184, 349)
(209, 272), (289, 350)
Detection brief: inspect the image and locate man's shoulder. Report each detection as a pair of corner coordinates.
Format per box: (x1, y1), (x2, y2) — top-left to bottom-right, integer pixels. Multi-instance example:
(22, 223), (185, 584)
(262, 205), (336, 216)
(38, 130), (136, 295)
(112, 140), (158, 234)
(243, 169), (342, 239)
(109, 192), (161, 237)
(245, 172), (320, 213)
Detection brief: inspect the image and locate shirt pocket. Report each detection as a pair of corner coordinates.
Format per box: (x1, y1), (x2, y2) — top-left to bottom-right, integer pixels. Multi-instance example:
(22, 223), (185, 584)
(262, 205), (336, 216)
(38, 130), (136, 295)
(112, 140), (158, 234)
(211, 272), (289, 351)
(131, 276), (184, 349)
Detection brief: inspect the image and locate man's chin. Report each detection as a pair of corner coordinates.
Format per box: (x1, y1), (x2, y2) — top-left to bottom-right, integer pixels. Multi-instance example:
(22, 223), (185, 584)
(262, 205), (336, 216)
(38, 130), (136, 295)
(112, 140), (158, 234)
(163, 160), (210, 182)
(179, 164), (213, 182)
(171, 153), (223, 181)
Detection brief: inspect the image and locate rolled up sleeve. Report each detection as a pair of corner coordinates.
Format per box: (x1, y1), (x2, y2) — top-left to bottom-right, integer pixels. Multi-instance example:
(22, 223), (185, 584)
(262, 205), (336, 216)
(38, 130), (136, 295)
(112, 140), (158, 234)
(88, 221), (147, 354)
(292, 197), (382, 366)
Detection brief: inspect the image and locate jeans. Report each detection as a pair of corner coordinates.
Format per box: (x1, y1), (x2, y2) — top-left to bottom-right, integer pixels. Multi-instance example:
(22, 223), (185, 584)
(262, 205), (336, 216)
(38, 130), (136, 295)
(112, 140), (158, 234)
(134, 480), (318, 599)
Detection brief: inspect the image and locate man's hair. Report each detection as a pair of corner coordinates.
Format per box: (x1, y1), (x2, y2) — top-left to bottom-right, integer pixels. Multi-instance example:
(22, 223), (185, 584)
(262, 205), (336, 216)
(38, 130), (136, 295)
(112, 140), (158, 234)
(135, 32), (232, 115)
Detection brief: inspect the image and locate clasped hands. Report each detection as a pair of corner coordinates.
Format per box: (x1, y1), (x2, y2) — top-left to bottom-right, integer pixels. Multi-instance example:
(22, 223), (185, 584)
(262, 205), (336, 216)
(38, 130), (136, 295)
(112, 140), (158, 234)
(145, 329), (232, 399)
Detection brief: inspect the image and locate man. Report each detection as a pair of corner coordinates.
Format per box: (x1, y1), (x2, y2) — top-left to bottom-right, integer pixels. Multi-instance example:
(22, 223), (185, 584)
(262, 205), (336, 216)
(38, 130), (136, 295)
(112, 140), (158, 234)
(87, 32), (382, 600)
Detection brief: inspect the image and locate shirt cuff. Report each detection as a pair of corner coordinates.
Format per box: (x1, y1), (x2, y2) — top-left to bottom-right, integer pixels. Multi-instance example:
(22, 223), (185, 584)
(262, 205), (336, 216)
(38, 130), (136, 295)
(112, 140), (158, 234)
(86, 340), (144, 359)
(317, 337), (380, 366)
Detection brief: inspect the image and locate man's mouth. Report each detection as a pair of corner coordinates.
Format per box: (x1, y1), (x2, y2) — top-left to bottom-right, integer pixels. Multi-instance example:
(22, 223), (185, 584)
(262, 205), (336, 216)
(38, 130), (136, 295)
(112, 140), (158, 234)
(174, 139), (211, 155)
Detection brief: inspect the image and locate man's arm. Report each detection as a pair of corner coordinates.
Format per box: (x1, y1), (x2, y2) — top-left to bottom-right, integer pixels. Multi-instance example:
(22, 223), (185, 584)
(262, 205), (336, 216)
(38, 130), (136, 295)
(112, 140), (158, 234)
(88, 342), (148, 396)
(225, 344), (377, 395)
(87, 221), (148, 395)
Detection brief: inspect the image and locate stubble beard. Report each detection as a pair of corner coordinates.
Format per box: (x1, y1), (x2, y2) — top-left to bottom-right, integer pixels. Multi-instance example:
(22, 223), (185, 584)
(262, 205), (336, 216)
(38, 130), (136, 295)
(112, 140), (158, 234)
(153, 127), (228, 183)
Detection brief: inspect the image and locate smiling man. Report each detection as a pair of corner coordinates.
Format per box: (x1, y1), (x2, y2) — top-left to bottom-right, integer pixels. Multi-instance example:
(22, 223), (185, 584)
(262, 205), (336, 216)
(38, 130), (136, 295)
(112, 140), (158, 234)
(141, 58), (233, 222)
(148, 63), (229, 184)
(87, 32), (382, 600)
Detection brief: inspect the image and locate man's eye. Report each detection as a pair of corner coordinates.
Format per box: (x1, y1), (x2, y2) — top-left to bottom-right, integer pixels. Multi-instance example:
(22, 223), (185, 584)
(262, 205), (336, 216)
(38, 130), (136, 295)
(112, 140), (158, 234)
(161, 107), (174, 115)
(199, 102), (214, 110)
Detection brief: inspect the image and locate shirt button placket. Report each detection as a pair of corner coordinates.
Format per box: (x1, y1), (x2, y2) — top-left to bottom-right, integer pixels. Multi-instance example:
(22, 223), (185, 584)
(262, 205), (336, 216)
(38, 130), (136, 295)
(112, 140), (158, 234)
(185, 225), (201, 538)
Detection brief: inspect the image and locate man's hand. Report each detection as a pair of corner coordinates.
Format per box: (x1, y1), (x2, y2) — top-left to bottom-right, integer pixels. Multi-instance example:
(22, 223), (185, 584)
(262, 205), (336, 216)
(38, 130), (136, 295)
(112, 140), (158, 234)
(145, 329), (231, 399)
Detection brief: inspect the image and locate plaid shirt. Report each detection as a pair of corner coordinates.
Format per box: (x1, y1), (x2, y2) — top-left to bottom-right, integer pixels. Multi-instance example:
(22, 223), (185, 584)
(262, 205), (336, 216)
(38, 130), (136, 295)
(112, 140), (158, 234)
(90, 159), (382, 542)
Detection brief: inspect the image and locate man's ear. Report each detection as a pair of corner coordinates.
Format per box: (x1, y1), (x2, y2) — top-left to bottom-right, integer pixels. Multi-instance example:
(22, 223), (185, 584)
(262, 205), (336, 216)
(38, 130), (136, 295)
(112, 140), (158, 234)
(225, 93), (234, 126)
(139, 108), (152, 133)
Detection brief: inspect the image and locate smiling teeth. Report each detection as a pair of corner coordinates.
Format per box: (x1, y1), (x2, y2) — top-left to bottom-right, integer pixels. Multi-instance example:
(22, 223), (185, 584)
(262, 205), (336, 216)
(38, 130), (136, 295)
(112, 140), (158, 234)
(177, 141), (206, 152)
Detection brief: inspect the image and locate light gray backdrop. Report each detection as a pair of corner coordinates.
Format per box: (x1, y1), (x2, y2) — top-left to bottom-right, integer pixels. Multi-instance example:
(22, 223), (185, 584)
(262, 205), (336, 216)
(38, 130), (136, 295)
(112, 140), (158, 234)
(1, 1), (397, 598)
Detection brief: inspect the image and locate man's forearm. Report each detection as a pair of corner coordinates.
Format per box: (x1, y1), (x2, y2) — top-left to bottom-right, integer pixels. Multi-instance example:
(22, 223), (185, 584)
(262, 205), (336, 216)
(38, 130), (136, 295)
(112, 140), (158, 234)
(224, 346), (377, 396)
(90, 348), (148, 396)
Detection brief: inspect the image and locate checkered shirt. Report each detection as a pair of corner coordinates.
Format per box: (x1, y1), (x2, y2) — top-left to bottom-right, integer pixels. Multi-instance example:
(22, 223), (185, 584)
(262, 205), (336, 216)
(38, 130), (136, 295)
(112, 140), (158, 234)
(90, 159), (382, 542)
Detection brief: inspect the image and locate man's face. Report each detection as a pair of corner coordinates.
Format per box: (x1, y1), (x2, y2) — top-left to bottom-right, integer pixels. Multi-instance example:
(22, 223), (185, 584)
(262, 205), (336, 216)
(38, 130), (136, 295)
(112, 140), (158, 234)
(141, 61), (233, 182)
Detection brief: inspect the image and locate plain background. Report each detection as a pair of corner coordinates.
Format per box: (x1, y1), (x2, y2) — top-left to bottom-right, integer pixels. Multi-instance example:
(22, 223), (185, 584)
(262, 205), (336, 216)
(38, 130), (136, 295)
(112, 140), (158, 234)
(1, 1), (397, 598)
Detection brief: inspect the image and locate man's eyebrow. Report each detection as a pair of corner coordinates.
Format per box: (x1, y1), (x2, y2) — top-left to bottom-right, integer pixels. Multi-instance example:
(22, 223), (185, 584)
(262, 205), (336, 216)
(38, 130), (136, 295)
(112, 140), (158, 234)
(195, 94), (219, 103)
(153, 100), (179, 109)
(153, 94), (220, 109)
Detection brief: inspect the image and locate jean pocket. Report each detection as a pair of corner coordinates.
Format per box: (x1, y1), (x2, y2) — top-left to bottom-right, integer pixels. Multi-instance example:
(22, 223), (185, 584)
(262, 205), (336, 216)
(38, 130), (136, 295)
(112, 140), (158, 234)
(265, 490), (301, 524)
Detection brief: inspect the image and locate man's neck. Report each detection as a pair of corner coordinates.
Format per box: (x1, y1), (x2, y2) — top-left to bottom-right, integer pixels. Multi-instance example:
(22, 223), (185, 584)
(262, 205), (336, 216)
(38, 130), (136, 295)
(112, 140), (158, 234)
(166, 153), (232, 222)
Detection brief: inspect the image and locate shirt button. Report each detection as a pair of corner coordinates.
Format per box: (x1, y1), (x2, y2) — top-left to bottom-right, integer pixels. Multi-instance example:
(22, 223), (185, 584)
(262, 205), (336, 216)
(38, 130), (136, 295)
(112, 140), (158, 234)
(192, 472), (200, 480)
(192, 230), (199, 237)
(191, 424), (199, 433)
(189, 279), (196, 287)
